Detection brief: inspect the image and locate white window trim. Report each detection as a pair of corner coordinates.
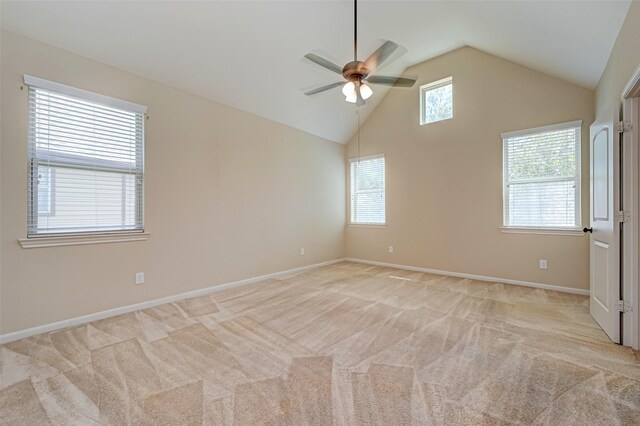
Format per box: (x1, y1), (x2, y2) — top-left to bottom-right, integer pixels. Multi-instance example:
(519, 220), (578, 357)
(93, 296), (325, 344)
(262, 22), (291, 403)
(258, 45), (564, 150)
(349, 154), (386, 226)
(22, 75), (147, 245)
(502, 120), (582, 232)
(19, 232), (150, 249)
(501, 120), (582, 140)
(499, 227), (584, 236)
(23, 75), (147, 113)
(420, 76), (453, 125)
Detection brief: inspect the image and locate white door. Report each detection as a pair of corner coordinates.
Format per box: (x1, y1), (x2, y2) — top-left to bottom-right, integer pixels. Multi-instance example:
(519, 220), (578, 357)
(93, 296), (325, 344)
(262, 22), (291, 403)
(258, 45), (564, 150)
(588, 104), (620, 343)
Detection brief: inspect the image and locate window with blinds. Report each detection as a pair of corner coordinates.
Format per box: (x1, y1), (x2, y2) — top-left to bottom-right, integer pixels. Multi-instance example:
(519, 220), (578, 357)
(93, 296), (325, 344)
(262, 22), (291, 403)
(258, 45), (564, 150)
(502, 121), (581, 229)
(350, 155), (385, 224)
(25, 75), (146, 236)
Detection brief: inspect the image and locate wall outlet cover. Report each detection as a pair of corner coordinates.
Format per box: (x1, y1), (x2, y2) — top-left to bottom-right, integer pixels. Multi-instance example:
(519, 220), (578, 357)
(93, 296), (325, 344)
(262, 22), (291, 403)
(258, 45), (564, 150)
(539, 260), (548, 270)
(135, 272), (144, 285)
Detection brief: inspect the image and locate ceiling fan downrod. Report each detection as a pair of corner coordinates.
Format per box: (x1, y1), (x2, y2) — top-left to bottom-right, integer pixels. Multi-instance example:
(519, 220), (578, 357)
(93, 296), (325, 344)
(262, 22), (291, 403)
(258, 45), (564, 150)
(354, 0), (358, 61)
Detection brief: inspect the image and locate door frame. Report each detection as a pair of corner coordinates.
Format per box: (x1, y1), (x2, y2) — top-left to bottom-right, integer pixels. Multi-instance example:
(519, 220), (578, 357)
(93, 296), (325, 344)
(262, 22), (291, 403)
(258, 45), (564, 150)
(621, 64), (640, 350)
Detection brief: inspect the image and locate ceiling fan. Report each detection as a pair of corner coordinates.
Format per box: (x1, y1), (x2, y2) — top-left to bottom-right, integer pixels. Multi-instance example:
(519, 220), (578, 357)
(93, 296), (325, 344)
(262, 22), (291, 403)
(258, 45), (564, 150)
(303, 0), (416, 106)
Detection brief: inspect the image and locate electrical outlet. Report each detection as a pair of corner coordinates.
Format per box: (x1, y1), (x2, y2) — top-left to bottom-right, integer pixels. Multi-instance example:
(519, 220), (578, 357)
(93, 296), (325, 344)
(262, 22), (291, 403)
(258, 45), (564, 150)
(135, 272), (144, 285)
(300, 248), (305, 256)
(388, 246), (394, 253)
(539, 260), (548, 270)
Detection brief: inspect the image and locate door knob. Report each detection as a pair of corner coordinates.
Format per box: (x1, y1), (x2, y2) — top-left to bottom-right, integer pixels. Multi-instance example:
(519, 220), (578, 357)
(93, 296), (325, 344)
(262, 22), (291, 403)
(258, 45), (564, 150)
(583, 227), (593, 233)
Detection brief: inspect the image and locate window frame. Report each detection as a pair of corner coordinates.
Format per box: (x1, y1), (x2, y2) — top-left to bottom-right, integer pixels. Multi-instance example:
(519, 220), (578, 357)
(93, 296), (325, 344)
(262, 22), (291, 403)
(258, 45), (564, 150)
(501, 120), (582, 233)
(24, 74), (147, 239)
(349, 154), (386, 226)
(420, 76), (453, 125)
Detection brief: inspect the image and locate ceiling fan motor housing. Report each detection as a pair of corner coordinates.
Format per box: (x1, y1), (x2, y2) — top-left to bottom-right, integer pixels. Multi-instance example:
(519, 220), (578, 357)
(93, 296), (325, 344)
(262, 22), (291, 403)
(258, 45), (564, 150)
(343, 61), (370, 82)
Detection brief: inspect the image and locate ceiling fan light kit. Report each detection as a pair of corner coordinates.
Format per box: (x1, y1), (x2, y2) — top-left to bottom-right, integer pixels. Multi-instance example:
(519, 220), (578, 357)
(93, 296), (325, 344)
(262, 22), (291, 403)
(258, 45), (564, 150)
(342, 80), (372, 103)
(303, 0), (416, 106)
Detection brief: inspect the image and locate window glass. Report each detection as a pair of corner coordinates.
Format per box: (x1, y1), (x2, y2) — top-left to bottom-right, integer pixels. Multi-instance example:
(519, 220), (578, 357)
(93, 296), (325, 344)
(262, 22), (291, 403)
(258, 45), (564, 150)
(421, 77), (453, 124)
(350, 156), (385, 224)
(503, 122), (581, 229)
(27, 83), (144, 235)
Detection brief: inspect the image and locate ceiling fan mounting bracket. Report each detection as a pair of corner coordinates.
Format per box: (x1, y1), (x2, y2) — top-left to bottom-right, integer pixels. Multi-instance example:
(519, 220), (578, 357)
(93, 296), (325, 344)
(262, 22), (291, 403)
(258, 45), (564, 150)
(342, 61), (369, 82)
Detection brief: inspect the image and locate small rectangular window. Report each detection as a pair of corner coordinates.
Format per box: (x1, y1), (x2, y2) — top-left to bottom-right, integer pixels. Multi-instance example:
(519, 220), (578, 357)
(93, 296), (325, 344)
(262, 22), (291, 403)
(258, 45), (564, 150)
(350, 155), (385, 225)
(420, 76), (453, 125)
(502, 121), (582, 230)
(25, 75), (146, 236)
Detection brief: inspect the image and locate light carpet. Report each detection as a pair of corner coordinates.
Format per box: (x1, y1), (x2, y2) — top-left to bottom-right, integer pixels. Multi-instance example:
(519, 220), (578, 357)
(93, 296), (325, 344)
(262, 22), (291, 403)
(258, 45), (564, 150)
(1, 261), (639, 425)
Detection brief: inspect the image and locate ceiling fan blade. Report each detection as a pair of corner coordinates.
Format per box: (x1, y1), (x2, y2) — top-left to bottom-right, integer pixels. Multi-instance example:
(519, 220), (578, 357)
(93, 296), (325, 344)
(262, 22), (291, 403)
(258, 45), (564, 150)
(304, 53), (344, 75)
(367, 75), (417, 87)
(364, 40), (399, 72)
(304, 82), (344, 96)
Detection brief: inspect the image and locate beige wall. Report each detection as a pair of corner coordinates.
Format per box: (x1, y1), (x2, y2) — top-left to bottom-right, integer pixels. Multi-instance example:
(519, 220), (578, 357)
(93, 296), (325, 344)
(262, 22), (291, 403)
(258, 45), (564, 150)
(595, 0), (640, 115)
(345, 47), (594, 290)
(0, 31), (345, 335)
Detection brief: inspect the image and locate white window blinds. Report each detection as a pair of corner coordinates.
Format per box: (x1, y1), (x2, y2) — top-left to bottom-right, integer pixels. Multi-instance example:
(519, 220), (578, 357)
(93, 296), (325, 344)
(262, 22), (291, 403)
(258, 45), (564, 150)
(502, 121), (581, 229)
(350, 155), (385, 224)
(26, 75), (146, 236)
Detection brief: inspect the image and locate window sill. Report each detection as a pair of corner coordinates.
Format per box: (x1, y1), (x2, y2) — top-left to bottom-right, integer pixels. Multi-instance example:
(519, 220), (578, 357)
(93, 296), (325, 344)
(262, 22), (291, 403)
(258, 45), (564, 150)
(349, 223), (386, 228)
(420, 116), (453, 126)
(19, 232), (150, 248)
(500, 227), (584, 236)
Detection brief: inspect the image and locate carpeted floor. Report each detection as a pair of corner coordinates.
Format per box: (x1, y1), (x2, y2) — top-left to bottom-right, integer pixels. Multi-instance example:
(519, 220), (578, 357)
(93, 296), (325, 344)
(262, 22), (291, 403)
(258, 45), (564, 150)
(1, 261), (639, 425)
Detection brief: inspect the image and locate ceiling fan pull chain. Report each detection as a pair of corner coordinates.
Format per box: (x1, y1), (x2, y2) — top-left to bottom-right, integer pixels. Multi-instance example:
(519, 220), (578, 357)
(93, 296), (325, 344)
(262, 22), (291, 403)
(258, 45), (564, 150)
(357, 106), (361, 162)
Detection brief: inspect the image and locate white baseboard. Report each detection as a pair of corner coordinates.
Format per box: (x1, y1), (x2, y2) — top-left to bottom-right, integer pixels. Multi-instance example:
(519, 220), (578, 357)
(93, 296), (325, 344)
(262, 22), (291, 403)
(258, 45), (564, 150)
(345, 258), (590, 296)
(0, 257), (589, 344)
(0, 258), (346, 344)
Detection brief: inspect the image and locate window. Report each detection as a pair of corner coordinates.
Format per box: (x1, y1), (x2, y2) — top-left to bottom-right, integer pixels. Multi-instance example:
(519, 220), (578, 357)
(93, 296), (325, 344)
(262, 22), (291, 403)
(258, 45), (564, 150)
(350, 155), (385, 224)
(420, 76), (453, 124)
(25, 75), (146, 236)
(502, 121), (581, 230)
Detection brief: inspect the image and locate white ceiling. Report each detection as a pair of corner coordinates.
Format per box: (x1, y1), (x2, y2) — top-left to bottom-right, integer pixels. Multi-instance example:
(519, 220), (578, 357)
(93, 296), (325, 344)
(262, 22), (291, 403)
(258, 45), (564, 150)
(0, 1), (631, 143)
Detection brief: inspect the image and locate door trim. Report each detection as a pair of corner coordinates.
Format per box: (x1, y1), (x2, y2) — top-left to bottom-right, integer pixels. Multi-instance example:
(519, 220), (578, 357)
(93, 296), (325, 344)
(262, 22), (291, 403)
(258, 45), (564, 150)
(622, 64), (640, 99)
(621, 67), (640, 350)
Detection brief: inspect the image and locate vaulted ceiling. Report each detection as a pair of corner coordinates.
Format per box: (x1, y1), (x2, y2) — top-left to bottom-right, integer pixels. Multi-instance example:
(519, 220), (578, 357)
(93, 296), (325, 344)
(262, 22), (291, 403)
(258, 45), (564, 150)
(0, 1), (631, 143)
